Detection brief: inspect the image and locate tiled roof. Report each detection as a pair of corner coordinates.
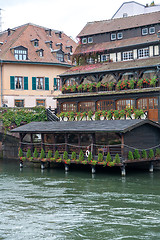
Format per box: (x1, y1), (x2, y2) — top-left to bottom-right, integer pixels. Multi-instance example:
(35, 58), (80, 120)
(0, 23), (77, 65)
(74, 34), (159, 55)
(78, 11), (160, 37)
(12, 119), (160, 133)
(60, 56), (160, 76)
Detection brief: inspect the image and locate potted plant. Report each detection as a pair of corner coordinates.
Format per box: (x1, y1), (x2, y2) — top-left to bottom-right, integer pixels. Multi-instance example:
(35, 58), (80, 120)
(148, 149), (154, 160)
(150, 77), (157, 87)
(106, 152), (112, 163)
(98, 152), (103, 162)
(79, 149), (84, 162)
(141, 149), (147, 160)
(155, 148), (160, 158)
(128, 151), (134, 161)
(33, 148), (39, 159)
(71, 151), (77, 162)
(133, 149), (140, 160)
(113, 153), (121, 164)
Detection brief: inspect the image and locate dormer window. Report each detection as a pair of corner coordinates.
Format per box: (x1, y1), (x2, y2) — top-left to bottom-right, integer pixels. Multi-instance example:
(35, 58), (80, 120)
(82, 38), (87, 44)
(117, 32), (123, 39)
(0, 42), (3, 46)
(56, 50), (64, 62)
(12, 46), (28, 60)
(111, 33), (116, 41)
(88, 37), (93, 43)
(45, 41), (53, 48)
(56, 43), (63, 50)
(149, 27), (155, 34)
(36, 49), (44, 57)
(66, 45), (73, 53)
(45, 29), (52, 36)
(123, 13), (128, 18)
(30, 39), (39, 47)
(142, 28), (148, 35)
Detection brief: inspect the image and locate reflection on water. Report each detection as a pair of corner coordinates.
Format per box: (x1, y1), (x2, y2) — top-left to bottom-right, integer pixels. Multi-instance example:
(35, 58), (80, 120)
(0, 159), (160, 240)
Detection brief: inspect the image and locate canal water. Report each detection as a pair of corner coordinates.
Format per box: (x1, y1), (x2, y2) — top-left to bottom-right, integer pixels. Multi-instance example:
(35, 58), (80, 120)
(0, 159), (160, 240)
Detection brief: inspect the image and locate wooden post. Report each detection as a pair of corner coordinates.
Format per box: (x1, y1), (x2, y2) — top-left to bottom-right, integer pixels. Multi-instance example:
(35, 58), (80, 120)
(149, 161), (154, 173)
(41, 133), (45, 151)
(91, 165), (96, 174)
(65, 164), (69, 172)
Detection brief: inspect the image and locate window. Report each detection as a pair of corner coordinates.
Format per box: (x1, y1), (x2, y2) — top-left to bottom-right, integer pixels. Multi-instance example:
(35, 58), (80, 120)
(122, 72), (135, 80)
(97, 100), (114, 111)
(88, 37), (93, 43)
(57, 52), (64, 62)
(82, 38), (87, 44)
(15, 77), (23, 89)
(54, 78), (62, 91)
(123, 51), (133, 61)
(14, 47), (27, 60)
(61, 102), (77, 112)
(78, 102), (95, 112)
(101, 54), (109, 62)
(111, 33), (116, 40)
(142, 70), (156, 79)
(123, 13), (128, 18)
(142, 28), (148, 35)
(117, 32), (123, 39)
(15, 100), (24, 107)
(65, 78), (77, 86)
(137, 98), (158, 110)
(87, 57), (94, 64)
(149, 27), (155, 34)
(36, 99), (45, 107)
(34, 41), (39, 47)
(36, 77), (44, 90)
(116, 99), (135, 110)
(138, 48), (149, 58)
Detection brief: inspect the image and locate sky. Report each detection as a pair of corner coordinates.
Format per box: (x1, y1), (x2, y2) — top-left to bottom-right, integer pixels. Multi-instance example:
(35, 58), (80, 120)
(0, 0), (159, 40)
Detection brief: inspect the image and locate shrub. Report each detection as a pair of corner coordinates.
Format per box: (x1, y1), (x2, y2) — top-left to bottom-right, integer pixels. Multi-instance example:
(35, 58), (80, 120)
(18, 148), (23, 158)
(133, 149), (140, 160)
(40, 148), (45, 159)
(47, 150), (52, 158)
(65, 159), (71, 164)
(54, 150), (60, 160)
(33, 148), (39, 158)
(106, 152), (112, 162)
(148, 149), (154, 159)
(63, 151), (68, 160)
(79, 150), (84, 161)
(88, 152), (93, 162)
(141, 150), (147, 159)
(71, 151), (77, 160)
(98, 153), (103, 162)
(155, 148), (160, 157)
(26, 148), (31, 158)
(113, 153), (120, 164)
(128, 151), (134, 160)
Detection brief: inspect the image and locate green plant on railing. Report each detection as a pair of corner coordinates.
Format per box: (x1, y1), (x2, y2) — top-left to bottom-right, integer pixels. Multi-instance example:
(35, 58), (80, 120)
(119, 109), (125, 118)
(107, 110), (113, 120)
(106, 152), (112, 162)
(150, 77), (157, 87)
(40, 148), (45, 159)
(88, 152), (93, 162)
(71, 85), (77, 92)
(108, 82), (115, 91)
(81, 112), (87, 120)
(91, 160), (97, 165)
(98, 153), (103, 162)
(128, 79), (136, 89)
(79, 150), (84, 161)
(133, 149), (140, 160)
(88, 110), (93, 120)
(148, 149), (154, 159)
(96, 82), (101, 88)
(113, 153), (121, 164)
(65, 159), (71, 164)
(54, 150), (60, 160)
(18, 148), (23, 158)
(33, 148), (39, 158)
(113, 110), (120, 120)
(134, 109), (144, 119)
(71, 151), (77, 160)
(26, 148), (31, 158)
(155, 148), (160, 157)
(128, 151), (134, 160)
(77, 84), (83, 92)
(141, 149), (147, 159)
(95, 111), (101, 120)
(47, 150), (52, 158)
(83, 83), (88, 91)
(63, 151), (68, 160)
(69, 111), (75, 121)
(137, 79), (143, 88)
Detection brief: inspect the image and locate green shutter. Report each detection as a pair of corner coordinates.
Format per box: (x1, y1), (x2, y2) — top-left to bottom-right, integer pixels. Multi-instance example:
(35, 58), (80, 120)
(45, 77), (49, 90)
(54, 78), (57, 90)
(10, 76), (15, 89)
(24, 77), (28, 90)
(32, 77), (36, 90)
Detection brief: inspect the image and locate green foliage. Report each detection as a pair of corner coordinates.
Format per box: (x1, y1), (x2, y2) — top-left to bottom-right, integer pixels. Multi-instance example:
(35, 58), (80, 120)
(79, 150), (84, 161)
(91, 160), (97, 165)
(47, 150), (52, 158)
(18, 148), (23, 157)
(114, 110), (119, 120)
(113, 153), (120, 164)
(141, 150), (147, 159)
(26, 148), (31, 158)
(155, 148), (160, 157)
(148, 149), (154, 159)
(88, 110), (93, 120)
(71, 151), (77, 160)
(40, 148), (45, 159)
(98, 153), (103, 162)
(54, 150), (60, 160)
(128, 151), (134, 160)
(106, 152), (112, 162)
(88, 152), (93, 162)
(33, 148), (39, 158)
(81, 160), (87, 165)
(0, 107), (47, 132)
(63, 151), (68, 160)
(65, 159), (71, 164)
(133, 149), (140, 160)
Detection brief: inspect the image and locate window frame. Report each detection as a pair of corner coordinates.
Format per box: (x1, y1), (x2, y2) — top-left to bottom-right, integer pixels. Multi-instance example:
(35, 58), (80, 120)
(82, 38), (87, 44)
(36, 99), (45, 107)
(149, 27), (155, 34)
(15, 76), (23, 90)
(142, 28), (148, 36)
(101, 54), (109, 62)
(97, 100), (114, 111)
(123, 51), (133, 61)
(78, 101), (95, 112)
(116, 99), (135, 110)
(14, 47), (28, 60)
(117, 32), (123, 39)
(88, 37), (93, 43)
(36, 77), (44, 90)
(138, 48), (149, 59)
(111, 33), (116, 41)
(61, 102), (77, 112)
(15, 99), (24, 107)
